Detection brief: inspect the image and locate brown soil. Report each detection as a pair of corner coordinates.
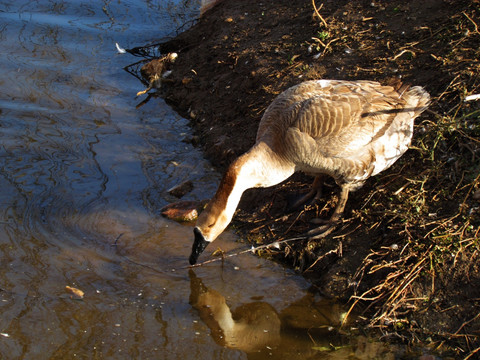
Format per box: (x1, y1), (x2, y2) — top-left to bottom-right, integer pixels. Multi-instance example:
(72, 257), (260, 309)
(134, 0), (480, 357)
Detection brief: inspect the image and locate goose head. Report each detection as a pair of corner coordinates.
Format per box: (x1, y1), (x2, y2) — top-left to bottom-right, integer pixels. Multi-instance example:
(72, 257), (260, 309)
(189, 227), (210, 265)
(189, 196), (232, 265)
(189, 160), (248, 265)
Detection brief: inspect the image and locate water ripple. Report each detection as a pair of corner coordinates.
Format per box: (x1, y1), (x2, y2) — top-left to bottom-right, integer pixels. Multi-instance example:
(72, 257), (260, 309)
(0, 1), (349, 359)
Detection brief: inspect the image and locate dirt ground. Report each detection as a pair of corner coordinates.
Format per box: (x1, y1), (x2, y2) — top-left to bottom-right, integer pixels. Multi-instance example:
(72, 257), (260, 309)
(133, 0), (480, 357)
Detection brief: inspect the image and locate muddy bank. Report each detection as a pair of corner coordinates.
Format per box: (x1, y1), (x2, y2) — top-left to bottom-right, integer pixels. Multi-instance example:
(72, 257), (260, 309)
(139, 0), (480, 356)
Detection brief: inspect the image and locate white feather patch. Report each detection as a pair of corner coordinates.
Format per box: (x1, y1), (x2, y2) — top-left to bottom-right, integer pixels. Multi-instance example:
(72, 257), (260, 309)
(115, 42), (127, 54)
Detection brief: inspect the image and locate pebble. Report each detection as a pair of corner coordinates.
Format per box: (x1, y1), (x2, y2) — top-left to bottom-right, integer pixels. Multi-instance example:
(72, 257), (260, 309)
(167, 180), (194, 198)
(473, 189), (480, 201)
(161, 200), (208, 222)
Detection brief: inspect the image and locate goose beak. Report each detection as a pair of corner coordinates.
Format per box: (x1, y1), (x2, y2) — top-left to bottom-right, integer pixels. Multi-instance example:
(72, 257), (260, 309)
(189, 228), (210, 265)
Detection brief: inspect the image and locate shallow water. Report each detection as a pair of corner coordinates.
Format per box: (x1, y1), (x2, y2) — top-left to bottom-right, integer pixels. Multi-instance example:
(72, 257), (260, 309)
(0, 1), (412, 359)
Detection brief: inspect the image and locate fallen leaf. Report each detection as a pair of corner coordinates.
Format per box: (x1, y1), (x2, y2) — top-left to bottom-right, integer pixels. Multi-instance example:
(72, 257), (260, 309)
(66, 286), (84, 299)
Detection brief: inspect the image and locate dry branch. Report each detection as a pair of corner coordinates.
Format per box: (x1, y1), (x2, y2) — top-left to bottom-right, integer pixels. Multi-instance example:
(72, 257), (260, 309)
(312, 0), (328, 29)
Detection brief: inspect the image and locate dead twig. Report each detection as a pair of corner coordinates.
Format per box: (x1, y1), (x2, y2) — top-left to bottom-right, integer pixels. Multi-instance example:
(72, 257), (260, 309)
(319, 36), (347, 57)
(436, 312), (480, 351)
(343, 246), (431, 328)
(285, 209), (306, 234)
(312, 0), (328, 29)
(464, 346), (480, 360)
(303, 243), (342, 272)
(463, 11), (480, 35)
(188, 235), (307, 268)
(391, 49), (416, 61)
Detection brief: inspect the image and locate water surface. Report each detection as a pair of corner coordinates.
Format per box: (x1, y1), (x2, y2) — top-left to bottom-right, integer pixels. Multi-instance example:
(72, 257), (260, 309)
(0, 1), (403, 359)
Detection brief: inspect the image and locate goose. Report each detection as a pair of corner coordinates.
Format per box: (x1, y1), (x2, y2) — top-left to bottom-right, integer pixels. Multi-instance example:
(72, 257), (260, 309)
(189, 79), (430, 265)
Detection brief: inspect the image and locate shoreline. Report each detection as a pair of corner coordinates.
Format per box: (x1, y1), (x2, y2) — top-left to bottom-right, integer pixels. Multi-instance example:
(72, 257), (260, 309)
(142, 0), (480, 356)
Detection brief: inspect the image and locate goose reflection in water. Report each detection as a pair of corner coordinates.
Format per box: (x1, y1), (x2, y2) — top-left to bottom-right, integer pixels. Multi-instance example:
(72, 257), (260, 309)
(188, 270), (351, 359)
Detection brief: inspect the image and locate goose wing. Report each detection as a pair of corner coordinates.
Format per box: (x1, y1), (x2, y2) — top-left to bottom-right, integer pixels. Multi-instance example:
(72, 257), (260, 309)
(259, 80), (408, 160)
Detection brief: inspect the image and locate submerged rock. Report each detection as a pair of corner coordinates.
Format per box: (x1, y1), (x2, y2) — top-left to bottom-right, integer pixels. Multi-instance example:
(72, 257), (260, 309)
(161, 200), (208, 222)
(167, 180), (194, 198)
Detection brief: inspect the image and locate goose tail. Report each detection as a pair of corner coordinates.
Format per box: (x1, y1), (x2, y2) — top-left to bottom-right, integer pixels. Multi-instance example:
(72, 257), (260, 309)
(404, 86), (430, 117)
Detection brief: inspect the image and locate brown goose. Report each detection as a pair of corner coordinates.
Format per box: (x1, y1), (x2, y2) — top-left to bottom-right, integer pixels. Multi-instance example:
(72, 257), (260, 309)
(189, 79), (430, 265)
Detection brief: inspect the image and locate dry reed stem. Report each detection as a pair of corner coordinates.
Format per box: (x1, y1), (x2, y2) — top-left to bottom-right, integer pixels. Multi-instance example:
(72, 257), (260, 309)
(303, 246), (340, 272)
(375, 257), (427, 322)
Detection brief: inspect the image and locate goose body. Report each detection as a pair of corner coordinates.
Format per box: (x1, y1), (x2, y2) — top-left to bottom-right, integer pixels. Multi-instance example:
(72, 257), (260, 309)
(189, 79), (430, 265)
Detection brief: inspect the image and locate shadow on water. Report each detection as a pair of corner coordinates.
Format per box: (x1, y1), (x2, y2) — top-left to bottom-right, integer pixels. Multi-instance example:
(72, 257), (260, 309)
(0, 0), (426, 358)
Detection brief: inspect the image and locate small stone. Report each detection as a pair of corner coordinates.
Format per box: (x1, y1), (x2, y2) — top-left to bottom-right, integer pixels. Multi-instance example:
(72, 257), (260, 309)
(167, 180), (194, 198)
(162, 204), (197, 222)
(161, 200), (208, 222)
(473, 189), (480, 201)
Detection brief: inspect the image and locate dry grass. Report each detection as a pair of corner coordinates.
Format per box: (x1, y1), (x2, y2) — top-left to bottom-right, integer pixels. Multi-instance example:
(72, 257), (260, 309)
(284, 4), (480, 357)
(343, 87), (480, 356)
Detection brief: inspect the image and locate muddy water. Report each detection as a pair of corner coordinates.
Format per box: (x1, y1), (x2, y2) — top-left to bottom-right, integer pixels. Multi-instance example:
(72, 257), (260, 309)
(0, 1), (406, 359)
